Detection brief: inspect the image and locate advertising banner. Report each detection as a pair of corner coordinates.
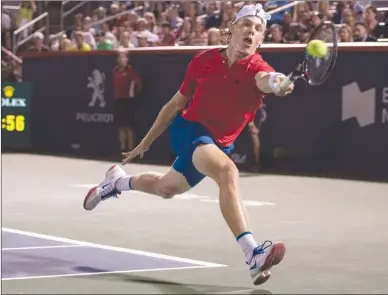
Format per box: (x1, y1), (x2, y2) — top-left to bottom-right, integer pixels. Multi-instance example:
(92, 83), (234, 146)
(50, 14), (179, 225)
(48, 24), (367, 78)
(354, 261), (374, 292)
(23, 55), (118, 157)
(22, 49), (388, 180)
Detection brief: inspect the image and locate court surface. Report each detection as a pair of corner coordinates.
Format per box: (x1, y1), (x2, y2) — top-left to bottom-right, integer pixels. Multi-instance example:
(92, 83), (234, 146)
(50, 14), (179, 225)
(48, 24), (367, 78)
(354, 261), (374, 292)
(2, 153), (388, 294)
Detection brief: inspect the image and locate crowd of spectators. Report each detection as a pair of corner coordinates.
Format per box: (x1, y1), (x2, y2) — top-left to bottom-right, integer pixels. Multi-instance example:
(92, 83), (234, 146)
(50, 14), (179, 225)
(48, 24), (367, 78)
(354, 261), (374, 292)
(46, 0), (388, 52)
(2, 1), (388, 54)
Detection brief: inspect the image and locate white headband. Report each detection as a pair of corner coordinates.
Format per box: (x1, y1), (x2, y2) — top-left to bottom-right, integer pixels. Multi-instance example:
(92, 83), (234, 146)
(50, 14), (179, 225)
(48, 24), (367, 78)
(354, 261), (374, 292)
(233, 4), (271, 27)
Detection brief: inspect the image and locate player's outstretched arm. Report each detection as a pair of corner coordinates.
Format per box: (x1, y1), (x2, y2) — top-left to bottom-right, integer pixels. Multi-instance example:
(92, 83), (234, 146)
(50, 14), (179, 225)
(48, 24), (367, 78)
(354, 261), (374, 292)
(123, 49), (199, 164)
(255, 71), (294, 97)
(143, 91), (189, 146)
(122, 91), (189, 164)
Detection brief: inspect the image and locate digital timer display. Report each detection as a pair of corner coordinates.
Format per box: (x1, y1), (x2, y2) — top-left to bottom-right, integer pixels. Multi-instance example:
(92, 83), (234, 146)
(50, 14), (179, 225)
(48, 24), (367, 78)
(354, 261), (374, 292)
(2, 115), (26, 132)
(1, 82), (32, 150)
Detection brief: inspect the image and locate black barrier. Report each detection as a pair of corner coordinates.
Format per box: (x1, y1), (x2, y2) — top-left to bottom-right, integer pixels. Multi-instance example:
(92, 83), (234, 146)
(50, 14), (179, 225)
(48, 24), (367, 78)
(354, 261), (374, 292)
(22, 45), (388, 181)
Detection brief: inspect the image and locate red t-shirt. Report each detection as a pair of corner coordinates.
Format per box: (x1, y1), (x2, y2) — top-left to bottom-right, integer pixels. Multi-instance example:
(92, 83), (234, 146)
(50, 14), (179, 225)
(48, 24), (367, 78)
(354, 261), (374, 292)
(113, 65), (142, 99)
(179, 48), (275, 146)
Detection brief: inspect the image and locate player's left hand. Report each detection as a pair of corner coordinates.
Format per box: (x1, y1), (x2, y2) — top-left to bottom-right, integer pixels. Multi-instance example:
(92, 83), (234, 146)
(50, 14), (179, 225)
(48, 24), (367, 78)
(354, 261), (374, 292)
(273, 75), (295, 97)
(121, 140), (150, 165)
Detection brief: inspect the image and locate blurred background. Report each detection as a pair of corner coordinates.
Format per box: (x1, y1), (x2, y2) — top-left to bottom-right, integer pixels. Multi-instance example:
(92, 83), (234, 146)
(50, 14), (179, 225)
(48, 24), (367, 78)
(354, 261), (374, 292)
(2, 0), (388, 80)
(1, 0), (388, 182)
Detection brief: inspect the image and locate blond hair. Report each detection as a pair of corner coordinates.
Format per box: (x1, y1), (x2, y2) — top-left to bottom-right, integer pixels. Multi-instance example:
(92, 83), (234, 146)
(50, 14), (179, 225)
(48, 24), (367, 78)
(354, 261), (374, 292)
(339, 24), (353, 42)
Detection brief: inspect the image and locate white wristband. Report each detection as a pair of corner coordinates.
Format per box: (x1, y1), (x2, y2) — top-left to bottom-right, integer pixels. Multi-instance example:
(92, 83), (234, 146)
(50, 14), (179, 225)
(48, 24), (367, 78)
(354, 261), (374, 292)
(268, 72), (285, 93)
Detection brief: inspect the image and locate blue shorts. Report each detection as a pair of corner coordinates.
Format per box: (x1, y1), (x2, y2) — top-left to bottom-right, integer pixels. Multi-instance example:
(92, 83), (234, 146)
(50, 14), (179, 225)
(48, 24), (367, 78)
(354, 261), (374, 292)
(169, 115), (234, 187)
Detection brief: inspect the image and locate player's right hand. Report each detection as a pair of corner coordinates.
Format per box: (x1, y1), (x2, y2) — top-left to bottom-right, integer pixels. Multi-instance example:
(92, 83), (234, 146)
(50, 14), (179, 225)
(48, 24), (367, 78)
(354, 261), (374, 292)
(273, 75), (294, 97)
(121, 141), (150, 165)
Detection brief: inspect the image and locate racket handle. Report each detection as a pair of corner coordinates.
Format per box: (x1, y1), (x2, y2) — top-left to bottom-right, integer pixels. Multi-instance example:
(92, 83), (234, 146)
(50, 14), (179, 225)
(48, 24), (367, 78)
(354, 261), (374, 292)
(280, 76), (293, 90)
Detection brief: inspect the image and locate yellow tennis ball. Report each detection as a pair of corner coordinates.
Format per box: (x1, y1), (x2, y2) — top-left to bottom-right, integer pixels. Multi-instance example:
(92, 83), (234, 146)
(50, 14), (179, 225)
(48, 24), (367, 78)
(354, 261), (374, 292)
(306, 40), (328, 57)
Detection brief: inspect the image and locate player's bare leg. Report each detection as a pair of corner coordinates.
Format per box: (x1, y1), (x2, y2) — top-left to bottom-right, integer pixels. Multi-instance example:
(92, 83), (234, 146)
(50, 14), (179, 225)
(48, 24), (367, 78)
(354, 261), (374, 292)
(118, 127), (126, 151)
(192, 144), (249, 235)
(127, 168), (191, 198)
(124, 127), (134, 151)
(192, 144), (285, 285)
(83, 165), (191, 211)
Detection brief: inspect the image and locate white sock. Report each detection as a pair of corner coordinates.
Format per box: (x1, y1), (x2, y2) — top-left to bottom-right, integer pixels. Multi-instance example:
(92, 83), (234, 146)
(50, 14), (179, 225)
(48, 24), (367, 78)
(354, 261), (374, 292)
(237, 232), (258, 263)
(115, 176), (132, 192)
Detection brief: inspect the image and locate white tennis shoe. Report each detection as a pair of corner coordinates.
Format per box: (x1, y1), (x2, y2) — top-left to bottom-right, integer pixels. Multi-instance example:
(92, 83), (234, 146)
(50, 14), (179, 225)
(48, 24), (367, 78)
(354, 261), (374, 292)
(83, 165), (126, 211)
(249, 240), (286, 285)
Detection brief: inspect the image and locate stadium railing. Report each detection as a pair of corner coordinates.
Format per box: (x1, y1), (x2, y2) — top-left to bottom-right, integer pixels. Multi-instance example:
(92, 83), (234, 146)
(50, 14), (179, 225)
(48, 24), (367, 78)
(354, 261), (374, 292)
(60, 1), (88, 31)
(87, 5), (144, 29)
(267, 1), (302, 15)
(2, 46), (23, 64)
(55, 5), (144, 42)
(2, 5), (19, 10)
(12, 12), (49, 53)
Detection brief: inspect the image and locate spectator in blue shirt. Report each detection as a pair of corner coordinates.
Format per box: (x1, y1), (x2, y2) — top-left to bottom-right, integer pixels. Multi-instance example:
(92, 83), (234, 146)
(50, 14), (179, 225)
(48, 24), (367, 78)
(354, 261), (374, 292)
(265, 0), (290, 26)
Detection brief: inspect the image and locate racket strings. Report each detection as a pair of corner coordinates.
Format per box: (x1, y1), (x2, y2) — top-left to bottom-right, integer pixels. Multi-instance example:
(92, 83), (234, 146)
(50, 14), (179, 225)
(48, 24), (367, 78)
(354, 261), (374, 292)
(305, 23), (337, 85)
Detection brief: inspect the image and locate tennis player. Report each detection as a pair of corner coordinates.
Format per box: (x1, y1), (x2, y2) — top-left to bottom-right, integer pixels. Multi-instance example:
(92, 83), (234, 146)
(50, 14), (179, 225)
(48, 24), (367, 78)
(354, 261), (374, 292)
(83, 4), (294, 285)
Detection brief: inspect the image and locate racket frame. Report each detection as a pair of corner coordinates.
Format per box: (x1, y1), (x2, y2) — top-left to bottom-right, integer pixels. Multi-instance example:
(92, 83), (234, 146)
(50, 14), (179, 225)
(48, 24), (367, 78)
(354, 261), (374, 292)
(280, 21), (338, 90)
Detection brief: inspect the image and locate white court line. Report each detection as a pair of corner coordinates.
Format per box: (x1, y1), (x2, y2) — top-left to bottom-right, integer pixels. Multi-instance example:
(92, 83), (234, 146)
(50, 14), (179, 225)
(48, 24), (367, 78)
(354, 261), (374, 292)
(1, 265), (210, 281)
(3, 245), (85, 251)
(2, 228), (227, 268)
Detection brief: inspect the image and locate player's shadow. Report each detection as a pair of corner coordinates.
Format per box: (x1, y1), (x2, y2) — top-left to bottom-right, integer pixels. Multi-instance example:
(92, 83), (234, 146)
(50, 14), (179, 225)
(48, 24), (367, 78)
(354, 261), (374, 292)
(73, 266), (272, 294)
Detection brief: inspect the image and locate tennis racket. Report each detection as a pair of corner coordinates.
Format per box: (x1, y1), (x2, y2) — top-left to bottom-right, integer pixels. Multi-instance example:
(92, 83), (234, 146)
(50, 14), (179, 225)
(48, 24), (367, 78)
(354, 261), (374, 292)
(280, 21), (338, 90)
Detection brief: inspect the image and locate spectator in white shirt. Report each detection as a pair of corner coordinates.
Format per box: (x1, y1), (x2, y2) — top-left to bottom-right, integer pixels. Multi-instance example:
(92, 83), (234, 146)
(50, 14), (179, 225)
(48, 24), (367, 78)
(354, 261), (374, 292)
(137, 31), (151, 47)
(83, 16), (96, 35)
(131, 18), (159, 47)
(118, 31), (135, 49)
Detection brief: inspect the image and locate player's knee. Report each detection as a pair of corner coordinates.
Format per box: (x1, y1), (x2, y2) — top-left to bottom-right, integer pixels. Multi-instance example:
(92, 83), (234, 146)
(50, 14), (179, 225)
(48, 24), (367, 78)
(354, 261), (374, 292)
(155, 185), (178, 199)
(217, 161), (239, 186)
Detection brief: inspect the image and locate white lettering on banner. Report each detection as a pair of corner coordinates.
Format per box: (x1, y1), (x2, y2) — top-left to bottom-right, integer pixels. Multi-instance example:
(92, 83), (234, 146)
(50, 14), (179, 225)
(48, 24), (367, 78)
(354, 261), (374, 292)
(382, 87), (388, 103)
(75, 113), (114, 123)
(87, 69), (106, 108)
(342, 82), (375, 127)
(342, 83), (388, 127)
(382, 108), (388, 124)
(1, 98), (27, 107)
(382, 88), (388, 124)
